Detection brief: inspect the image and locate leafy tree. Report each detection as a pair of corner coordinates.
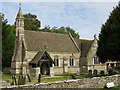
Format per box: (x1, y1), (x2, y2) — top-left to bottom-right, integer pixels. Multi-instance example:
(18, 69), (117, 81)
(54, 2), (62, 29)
(1, 14), (15, 68)
(23, 13), (79, 38)
(66, 26), (79, 38)
(97, 2), (120, 63)
(40, 25), (51, 32)
(23, 13), (41, 31)
(40, 26), (80, 39)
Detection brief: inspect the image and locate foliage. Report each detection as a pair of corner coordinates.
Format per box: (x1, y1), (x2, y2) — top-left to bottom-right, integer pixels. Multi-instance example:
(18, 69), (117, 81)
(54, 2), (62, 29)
(23, 13), (41, 31)
(40, 26), (80, 39)
(1, 14), (15, 68)
(97, 2), (120, 63)
(23, 13), (79, 38)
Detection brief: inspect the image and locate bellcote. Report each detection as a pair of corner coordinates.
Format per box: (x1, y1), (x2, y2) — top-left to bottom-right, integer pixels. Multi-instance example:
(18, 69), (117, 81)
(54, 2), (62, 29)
(17, 7), (23, 18)
(15, 6), (24, 37)
(16, 7), (24, 29)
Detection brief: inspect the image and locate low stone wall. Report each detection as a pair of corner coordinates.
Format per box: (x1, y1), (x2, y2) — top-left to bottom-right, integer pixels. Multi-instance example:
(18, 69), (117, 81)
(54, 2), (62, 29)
(4, 74), (120, 88)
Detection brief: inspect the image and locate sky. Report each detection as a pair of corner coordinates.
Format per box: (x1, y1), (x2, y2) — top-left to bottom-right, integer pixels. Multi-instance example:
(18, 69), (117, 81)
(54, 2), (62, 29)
(1, 0), (119, 40)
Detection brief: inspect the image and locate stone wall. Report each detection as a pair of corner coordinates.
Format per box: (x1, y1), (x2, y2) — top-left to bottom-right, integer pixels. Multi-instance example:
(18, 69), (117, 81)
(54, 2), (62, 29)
(5, 74), (120, 88)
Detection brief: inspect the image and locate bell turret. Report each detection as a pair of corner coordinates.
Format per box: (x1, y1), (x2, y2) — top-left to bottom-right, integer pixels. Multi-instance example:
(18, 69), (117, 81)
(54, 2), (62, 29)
(16, 6), (24, 37)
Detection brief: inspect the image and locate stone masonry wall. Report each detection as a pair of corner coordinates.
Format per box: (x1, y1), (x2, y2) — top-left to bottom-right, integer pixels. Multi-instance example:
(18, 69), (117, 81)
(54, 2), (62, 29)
(5, 74), (120, 88)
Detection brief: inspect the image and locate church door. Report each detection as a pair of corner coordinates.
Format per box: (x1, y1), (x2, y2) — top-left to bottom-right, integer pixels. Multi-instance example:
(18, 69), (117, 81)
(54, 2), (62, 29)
(41, 62), (49, 75)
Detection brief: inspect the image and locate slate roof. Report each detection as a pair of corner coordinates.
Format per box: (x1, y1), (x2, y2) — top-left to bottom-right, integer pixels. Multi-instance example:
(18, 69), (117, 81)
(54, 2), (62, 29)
(24, 30), (79, 53)
(74, 38), (93, 57)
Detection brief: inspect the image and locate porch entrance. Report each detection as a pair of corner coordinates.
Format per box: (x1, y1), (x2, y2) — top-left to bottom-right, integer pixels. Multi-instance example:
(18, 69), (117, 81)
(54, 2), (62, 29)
(41, 62), (49, 75)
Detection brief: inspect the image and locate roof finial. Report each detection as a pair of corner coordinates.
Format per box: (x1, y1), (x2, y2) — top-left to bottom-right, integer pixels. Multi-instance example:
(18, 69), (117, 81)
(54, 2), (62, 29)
(94, 34), (97, 40)
(19, 0), (22, 7)
(44, 45), (47, 50)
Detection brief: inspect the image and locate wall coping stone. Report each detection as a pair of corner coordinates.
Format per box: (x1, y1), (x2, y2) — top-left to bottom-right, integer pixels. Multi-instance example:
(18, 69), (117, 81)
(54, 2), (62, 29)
(2, 74), (120, 88)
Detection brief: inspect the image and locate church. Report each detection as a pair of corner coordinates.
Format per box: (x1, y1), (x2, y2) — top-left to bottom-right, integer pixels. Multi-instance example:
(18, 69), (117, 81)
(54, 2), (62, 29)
(11, 7), (106, 76)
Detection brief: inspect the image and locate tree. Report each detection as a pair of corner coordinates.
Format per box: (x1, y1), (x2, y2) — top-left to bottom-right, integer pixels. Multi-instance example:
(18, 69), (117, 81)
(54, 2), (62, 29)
(23, 13), (41, 31)
(66, 26), (79, 38)
(1, 14), (15, 68)
(97, 2), (120, 63)
(40, 26), (80, 39)
(40, 25), (51, 32)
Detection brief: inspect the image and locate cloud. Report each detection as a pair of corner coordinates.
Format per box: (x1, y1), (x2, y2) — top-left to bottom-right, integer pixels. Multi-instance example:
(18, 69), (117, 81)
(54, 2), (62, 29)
(2, 2), (118, 40)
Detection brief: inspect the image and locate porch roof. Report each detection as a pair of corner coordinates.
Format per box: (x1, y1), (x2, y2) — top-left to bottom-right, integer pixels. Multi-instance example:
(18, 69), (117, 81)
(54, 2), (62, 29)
(29, 50), (54, 64)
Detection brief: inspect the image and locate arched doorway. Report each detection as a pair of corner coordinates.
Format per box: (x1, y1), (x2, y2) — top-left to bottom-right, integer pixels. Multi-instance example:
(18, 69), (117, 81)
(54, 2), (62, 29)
(41, 62), (49, 75)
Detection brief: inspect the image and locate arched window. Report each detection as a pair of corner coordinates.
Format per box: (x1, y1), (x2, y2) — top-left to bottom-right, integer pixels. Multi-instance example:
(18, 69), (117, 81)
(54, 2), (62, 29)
(69, 58), (74, 66)
(93, 56), (99, 64)
(54, 58), (59, 66)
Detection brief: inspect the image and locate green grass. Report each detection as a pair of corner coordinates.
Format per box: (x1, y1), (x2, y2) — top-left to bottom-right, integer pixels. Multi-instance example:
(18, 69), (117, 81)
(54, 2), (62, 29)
(42, 77), (72, 83)
(55, 73), (77, 76)
(2, 73), (13, 84)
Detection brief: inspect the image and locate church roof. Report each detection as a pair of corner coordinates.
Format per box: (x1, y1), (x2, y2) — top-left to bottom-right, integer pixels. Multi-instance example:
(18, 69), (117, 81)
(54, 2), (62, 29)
(24, 30), (80, 53)
(74, 38), (93, 57)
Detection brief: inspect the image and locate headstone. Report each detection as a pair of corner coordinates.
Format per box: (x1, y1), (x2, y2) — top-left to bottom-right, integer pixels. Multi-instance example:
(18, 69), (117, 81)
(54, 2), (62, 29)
(67, 73), (69, 80)
(11, 80), (15, 85)
(18, 75), (21, 85)
(93, 69), (98, 76)
(38, 74), (41, 83)
(100, 70), (104, 76)
(21, 75), (24, 85)
(12, 75), (16, 85)
(14, 75), (17, 85)
(76, 71), (80, 75)
(27, 74), (31, 82)
(108, 67), (113, 75)
(71, 75), (76, 79)
(23, 76), (27, 85)
(88, 70), (92, 76)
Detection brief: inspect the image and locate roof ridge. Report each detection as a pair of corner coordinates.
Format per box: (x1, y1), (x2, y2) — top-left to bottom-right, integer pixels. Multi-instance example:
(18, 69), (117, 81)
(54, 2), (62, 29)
(80, 39), (93, 42)
(25, 30), (69, 36)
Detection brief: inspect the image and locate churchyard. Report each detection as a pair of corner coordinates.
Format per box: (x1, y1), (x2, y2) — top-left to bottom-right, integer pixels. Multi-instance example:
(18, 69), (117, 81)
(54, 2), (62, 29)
(1, 69), (120, 88)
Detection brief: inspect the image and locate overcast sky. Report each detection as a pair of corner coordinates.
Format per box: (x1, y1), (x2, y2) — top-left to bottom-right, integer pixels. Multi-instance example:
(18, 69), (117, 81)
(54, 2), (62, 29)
(1, 0), (119, 40)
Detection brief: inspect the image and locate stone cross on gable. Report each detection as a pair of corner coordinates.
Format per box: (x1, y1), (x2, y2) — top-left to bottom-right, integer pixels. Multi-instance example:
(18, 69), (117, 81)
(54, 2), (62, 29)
(44, 45), (47, 49)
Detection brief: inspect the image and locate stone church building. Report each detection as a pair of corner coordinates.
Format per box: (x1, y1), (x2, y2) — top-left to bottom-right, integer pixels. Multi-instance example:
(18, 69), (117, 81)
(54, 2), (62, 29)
(11, 7), (106, 76)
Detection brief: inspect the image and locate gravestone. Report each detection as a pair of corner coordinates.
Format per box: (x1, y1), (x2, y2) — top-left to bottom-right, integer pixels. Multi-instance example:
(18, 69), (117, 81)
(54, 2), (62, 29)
(14, 75), (17, 85)
(21, 75), (24, 85)
(27, 74), (31, 82)
(12, 74), (17, 85)
(93, 69), (98, 76)
(71, 75), (76, 79)
(88, 70), (92, 76)
(38, 74), (41, 83)
(76, 71), (80, 75)
(18, 75), (21, 85)
(23, 76), (27, 85)
(100, 70), (104, 76)
(108, 67), (113, 75)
